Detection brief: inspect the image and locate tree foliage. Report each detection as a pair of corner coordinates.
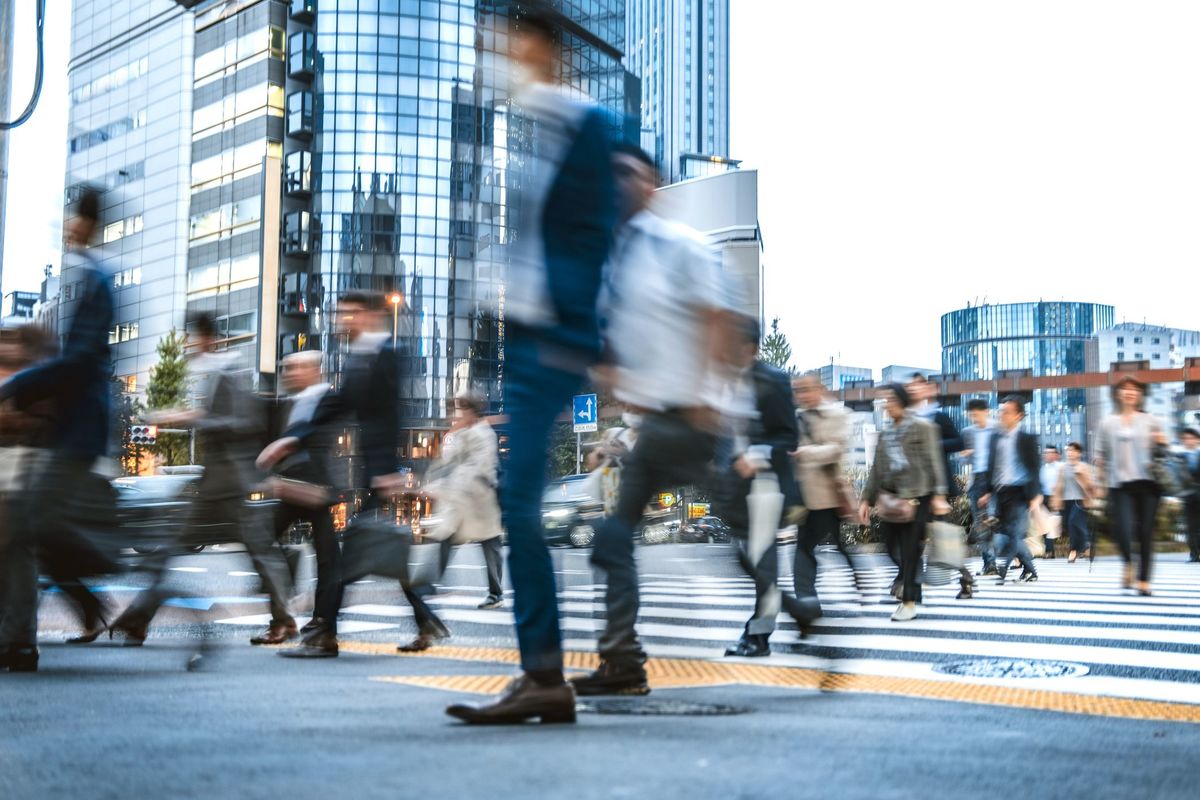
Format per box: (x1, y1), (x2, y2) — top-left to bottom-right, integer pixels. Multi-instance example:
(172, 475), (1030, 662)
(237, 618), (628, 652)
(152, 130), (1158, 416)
(145, 328), (190, 466)
(760, 317), (795, 374)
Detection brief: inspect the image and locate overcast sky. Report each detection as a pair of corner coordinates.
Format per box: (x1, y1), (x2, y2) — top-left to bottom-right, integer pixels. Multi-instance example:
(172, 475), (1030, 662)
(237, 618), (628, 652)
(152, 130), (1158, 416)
(4, 2), (1199, 374)
(731, 0), (1200, 375)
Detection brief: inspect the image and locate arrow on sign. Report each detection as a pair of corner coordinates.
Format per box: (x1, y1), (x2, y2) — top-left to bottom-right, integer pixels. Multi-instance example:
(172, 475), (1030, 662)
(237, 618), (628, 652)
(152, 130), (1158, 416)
(577, 397), (594, 420)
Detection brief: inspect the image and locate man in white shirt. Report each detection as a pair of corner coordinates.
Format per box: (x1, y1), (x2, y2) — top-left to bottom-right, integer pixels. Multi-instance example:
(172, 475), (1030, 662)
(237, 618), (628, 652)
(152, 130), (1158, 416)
(570, 143), (734, 697)
(1039, 445), (1064, 558)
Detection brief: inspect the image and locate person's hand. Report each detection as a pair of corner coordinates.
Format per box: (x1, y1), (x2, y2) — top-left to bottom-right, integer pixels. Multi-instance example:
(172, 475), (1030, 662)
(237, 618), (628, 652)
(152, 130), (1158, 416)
(1154, 429), (1169, 447)
(959, 449), (974, 460)
(858, 502), (871, 526)
(978, 493), (991, 509)
(256, 437), (299, 471)
(932, 496), (950, 516)
(733, 455), (756, 480)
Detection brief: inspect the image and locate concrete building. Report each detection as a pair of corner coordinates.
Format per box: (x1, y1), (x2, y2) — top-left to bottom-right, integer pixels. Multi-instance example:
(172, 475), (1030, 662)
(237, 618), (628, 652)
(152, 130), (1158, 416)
(654, 169), (762, 324)
(1, 290), (38, 326)
(1085, 322), (1200, 443)
(64, 0), (195, 395)
(803, 363), (872, 391)
(625, 0), (729, 183)
(881, 364), (938, 385)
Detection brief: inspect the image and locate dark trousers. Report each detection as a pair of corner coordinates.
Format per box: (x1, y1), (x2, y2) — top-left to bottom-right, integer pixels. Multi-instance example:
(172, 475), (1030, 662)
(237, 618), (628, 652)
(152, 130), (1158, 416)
(994, 487), (1037, 576)
(592, 411), (715, 666)
(121, 492), (292, 629)
(881, 497), (931, 603)
(275, 501), (336, 628)
(1062, 499), (1092, 553)
(0, 495), (37, 649)
(1185, 498), (1200, 560)
(967, 475), (996, 569)
(500, 328), (585, 675)
(1111, 480), (1160, 582)
(480, 536), (504, 597)
(792, 508), (847, 620)
(403, 538), (452, 635)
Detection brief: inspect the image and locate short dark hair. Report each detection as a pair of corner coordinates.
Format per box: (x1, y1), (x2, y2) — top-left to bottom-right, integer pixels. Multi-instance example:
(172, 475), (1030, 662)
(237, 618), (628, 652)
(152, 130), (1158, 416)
(1066, 442), (1084, 453)
(967, 398), (989, 412)
(187, 311), (217, 340)
(1001, 395), (1026, 417)
(884, 382), (912, 409)
(516, 3), (557, 41)
(1111, 375), (1149, 403)
(73, 187), (103, 225)
(733, 315), (760, 349)
(909, 373), (928, 384)
(1181, 427), (1200, 440)
(339, 289), (387, 312)
(614, 141), (656, 172)
(1045, 444), (1059, 453)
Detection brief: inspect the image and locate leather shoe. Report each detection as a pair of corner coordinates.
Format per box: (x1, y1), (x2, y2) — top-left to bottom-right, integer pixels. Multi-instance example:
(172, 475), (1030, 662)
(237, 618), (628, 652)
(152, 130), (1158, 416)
(300, 617), (325, 635)
(0, 645), (39, 672)
(446, 674), (576, 724)
(477, 595), (503, 610)
(277, 631), (338, 658)
(250, 620), (299, 646)
(724, 634), (770, 658)
(569, 659), (650, 696)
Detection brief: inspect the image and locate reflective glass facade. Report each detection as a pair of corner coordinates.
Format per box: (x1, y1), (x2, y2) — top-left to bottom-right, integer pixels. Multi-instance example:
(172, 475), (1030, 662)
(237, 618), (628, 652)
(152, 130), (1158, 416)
(941, 302), (1115, 449)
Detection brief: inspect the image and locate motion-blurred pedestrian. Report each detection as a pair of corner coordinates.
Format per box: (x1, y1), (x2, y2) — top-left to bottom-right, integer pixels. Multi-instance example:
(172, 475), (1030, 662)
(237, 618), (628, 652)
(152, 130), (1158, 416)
(1181, 427), (1200, 563)
(960, 398), (998, 575)
(978, 396), (1041, 585)
(1050, 442), (1096, 563)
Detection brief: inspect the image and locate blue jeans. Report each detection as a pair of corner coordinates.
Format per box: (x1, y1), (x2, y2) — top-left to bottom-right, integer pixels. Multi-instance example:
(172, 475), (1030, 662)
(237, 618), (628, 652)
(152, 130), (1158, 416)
(1062, 499), (1091, 553)
(968, 475), (996, 569)
(500, 327), (586, 675)
(993, 487), (1036, 576)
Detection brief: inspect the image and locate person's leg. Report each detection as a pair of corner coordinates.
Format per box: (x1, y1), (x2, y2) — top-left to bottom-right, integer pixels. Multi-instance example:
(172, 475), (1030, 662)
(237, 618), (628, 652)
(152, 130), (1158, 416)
(1110, 485), (1135, 566)
(238, 502), (294, 626)
(306, 504), (341, 633)
(1187, 499), (1200, 561)
(742, 536), (780, 636)
(1008, 500), (1036, 576)
(481, 536), (504, 598)
(1135, 483), (1159, 585)
(0, 515), (38, 652)
(968, 478), (995, 571)
(793, 508), (835, 619)
(901, 500), (931, 603)
(992, 494), (1015, 577)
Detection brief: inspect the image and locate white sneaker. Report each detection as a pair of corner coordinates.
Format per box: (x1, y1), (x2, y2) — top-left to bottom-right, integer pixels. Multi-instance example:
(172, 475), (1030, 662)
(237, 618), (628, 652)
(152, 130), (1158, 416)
(891, 603), (918, 622)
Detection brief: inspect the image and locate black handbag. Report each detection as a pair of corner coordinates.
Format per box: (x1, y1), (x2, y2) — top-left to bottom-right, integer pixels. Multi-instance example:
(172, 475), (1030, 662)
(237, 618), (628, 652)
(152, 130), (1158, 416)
(339, 511), (415, 585)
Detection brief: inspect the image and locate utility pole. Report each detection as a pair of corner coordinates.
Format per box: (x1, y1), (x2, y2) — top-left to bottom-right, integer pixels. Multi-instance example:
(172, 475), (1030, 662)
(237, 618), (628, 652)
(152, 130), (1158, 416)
(0, 0), (16, 291)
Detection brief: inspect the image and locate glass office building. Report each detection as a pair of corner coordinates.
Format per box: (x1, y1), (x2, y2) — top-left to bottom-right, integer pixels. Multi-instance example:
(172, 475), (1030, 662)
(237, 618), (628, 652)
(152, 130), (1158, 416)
(941, 301), (1115, 450)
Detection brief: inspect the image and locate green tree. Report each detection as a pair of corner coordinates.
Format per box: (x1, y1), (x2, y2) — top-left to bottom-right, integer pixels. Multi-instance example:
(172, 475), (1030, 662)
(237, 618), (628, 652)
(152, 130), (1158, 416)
(760, 316), (795, 374)
(145, 328), (190, 466)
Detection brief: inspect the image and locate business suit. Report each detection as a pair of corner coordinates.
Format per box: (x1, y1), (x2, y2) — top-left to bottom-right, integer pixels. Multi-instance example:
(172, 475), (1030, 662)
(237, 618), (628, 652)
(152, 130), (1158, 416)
(864, 416), (947, 603)
(1182, 449), (1200, 561)
(793, 400), (853, 617)
(499, 88), (616, 681)
(922, 406), (964, 499)
(961, 423), (998, 570)
(983, 427), (1041, 579)
(0, 253), (113, 666)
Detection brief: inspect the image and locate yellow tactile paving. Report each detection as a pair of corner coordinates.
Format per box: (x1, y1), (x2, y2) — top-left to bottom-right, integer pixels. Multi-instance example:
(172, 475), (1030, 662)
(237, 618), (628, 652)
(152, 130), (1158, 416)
(340, 641), (1200, 725)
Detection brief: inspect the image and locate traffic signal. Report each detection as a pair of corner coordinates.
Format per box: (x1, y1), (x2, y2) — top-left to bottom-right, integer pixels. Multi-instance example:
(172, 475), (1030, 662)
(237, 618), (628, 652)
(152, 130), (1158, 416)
(130, 425), (158, 446)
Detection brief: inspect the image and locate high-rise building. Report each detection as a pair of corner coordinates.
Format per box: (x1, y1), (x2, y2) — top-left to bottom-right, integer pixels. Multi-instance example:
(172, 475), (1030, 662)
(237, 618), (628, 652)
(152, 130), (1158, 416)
(1085, 322), (1200, 442)
(625, 0), (729, 183)
(941, 301), (1115, 451)
(64, 0), (196, 394)
(804, 363), (872, 391)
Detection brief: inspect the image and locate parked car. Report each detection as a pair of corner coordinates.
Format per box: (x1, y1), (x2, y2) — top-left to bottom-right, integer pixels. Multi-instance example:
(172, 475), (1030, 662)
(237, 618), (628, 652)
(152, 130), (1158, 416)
(113, 472), (204, 554)
(678, 515), (731, 543)
(542, 474), (605, 548)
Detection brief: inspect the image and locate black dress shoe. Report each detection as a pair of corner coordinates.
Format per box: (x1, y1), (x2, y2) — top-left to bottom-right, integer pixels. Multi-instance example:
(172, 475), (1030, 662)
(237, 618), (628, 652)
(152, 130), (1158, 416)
(278, 631), (338, 658)
(477, 595), (503, 610)
(724, 635), (770, 658)
(446, 675), (576, 725)
(0, 645), (39, 672)
(569, 659), (650, 696)
(300, 617), (324, 635)
(976, 565), (998, 577)
(995, 566), (1008, 584)
(1018, 571), (1038, 583)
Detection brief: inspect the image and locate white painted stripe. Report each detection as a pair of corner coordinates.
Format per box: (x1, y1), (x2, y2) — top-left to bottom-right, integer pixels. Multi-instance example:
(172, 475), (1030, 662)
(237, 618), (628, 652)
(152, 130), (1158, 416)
(228, 571), (258, 577)
(168, 567), (206, 573)
(214, 614), (397, 633)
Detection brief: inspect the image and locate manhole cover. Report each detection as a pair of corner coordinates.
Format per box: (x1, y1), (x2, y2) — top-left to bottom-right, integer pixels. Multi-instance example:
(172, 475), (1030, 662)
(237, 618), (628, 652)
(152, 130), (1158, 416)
(934, 659), (1090, 679)
(577, 699), (751, 717)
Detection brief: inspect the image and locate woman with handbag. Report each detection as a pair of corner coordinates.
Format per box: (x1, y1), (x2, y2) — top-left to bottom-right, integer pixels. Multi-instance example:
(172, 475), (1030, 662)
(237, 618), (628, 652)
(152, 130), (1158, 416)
(1095, 376), (1168, 596)
(859, 384), (950, 622)
(1051, 442), (1097, 563)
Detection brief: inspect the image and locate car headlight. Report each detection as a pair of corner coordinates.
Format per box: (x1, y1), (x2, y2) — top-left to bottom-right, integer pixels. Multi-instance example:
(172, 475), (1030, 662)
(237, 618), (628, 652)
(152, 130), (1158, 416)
(543, 508), (572, 519)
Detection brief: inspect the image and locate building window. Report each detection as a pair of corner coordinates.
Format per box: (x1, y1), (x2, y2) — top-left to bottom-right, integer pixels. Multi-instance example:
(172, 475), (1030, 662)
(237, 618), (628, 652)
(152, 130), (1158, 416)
(109, 322), (139, 344)
(1133, 337), (1142, 344)
(71, 56), (149, 105)
(1116, 336), (1124, 345)
(286, 91), (314, 139)
(269, 26), (287, 61)
(102, 215), (144, 244)
(286, 150), (312, 195)
(113, 267), (142, 288)
(122, 375), (137, 393)
(284, 211), (313, 255)
(1151, 337), (1161, 345)
(288, 31), (315, 78)
(1134, 352), (1143, 360)
(69, 111), (148, 153)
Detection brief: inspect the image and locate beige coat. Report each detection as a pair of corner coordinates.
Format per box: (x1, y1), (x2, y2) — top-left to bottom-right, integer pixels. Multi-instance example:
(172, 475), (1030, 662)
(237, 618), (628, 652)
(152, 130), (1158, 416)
(426, 420), (503, 544)
(794, 401), (849, 511)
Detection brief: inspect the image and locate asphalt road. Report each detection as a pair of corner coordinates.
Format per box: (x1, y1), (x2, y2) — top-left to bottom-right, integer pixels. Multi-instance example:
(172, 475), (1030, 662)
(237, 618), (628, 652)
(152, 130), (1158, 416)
(4, 543), (1200, 799)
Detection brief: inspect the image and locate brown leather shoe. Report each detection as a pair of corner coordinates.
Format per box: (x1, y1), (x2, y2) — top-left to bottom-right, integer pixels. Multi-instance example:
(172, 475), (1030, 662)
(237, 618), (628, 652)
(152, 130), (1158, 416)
(277, 631), (338, 659)
(250, 620), (299, 646)
(446, 674), (576, 725)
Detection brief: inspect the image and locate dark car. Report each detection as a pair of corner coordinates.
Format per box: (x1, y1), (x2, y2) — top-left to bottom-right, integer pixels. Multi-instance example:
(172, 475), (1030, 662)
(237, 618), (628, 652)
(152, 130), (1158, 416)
(678, 515), (731, 544)
(542, 474), (604, 548)
(112, 471), (204, 554)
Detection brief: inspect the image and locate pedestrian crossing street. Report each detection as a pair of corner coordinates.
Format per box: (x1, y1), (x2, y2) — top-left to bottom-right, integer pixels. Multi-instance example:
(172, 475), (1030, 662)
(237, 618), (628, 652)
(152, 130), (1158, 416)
(218, 554), (1200, 707)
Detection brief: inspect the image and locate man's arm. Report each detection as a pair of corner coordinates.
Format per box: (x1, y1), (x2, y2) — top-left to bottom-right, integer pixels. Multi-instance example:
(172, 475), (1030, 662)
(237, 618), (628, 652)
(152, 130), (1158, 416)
(795, 407), (848, 467)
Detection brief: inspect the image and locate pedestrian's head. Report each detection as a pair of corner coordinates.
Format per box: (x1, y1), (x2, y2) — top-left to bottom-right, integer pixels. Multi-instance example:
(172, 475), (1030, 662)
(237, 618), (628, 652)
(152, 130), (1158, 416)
(1112, 376), (1147, 413)
(613, 142), (657, 221)
(882, 382), (911, 422)
(186, 312), (218, 353)
(280, 350), (323, 394)
(454, 390), (488, 422)
(967, 398), (989, 426)
(510, 4), (558, 85)
(67, 187), (103, 249)
(906, 373), (936, 405)
(732, 315), (760, 368)
(998, 395), (1025, 431)
(1043, 444), (1059, 463)
(1066, 442), (1084, 462)
(792, 371), (825, 411)
(336, 290), (387, 341)
(1181, 427), (1200, 449)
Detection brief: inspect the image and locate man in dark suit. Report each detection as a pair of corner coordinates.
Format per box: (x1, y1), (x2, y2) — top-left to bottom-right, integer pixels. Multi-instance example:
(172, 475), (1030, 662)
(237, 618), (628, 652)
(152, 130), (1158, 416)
(980, 395), (1040, 583)
(446, 7), (616, 725)
(0, 189), (114, 672)
(721, 317), (805, 658)
(262, 290), (405, 658)
(111, 313), (293, 645)
(1181, 427), (1200, 562)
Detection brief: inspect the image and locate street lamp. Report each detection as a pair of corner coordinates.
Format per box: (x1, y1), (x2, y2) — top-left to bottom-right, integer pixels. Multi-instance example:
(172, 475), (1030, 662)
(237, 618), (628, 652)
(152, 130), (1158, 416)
(389, 292), (402, 347)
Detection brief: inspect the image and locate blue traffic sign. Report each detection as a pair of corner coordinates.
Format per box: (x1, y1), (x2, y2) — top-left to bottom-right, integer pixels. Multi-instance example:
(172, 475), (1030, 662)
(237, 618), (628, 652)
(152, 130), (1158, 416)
(573, 393), (598, 433)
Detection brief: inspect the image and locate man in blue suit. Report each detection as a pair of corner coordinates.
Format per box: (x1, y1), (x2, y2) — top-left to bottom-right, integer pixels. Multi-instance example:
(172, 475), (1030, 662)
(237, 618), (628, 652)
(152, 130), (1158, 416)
(0, 189), (114, 672)
(447, 6), (616, 725)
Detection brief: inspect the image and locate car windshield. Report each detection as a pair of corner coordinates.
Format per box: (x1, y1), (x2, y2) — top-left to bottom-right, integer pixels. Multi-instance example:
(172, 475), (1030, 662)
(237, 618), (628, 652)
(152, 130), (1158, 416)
(543, 477), (596, 504)
(112, 476), (196, 501)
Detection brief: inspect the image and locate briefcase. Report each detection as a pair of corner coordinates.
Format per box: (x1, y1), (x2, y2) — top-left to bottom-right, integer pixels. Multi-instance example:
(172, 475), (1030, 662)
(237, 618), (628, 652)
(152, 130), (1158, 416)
(339, 512), (415, 585)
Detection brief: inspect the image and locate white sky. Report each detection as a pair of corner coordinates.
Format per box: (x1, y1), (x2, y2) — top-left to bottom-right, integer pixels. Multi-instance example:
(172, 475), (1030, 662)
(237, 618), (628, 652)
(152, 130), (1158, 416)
(731, 1), (1200, 375)
(3, 2), (1198, 374)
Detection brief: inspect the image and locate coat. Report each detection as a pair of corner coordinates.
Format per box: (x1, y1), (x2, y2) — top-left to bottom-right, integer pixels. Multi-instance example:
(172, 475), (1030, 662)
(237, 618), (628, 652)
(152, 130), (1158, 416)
(983, 428), (1042, 503)
(794, 400), (849, 512)
(425, 420), (502, 544)
(864, 415), (947, 504)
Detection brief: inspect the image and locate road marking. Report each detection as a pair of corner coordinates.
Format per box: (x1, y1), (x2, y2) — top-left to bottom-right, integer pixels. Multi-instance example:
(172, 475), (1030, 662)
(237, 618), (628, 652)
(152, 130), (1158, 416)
(229, 571), (257, 577)
(169, 567), (207, 573)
